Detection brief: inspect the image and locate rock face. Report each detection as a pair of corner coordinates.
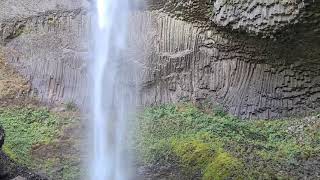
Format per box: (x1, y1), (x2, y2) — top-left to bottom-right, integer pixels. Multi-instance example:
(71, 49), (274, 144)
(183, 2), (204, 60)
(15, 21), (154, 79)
(137, 12), (320, 119)
(212, 0), (305, 34)
(152, 0), (320, 37)
(0, 1), (89, 105)
(0, 1), (320, 119)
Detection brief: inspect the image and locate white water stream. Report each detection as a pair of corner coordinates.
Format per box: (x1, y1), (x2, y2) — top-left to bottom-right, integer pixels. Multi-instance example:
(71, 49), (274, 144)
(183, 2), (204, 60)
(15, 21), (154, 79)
(90, 0), (138, 179)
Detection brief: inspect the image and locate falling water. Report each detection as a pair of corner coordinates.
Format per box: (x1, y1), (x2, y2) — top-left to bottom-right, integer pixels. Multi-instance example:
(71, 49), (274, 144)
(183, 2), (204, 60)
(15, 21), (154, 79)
(90, 0), (138, 179)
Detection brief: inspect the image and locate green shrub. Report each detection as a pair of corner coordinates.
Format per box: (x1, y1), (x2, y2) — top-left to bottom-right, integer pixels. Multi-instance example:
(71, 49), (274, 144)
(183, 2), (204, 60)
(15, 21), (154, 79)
(203, 152), (243, 180)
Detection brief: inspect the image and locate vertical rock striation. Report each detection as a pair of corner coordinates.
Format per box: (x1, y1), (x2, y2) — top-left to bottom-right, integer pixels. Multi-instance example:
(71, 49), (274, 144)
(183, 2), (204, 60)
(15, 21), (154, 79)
(0, 0), (319, 118)
(136, 12), (320, 119)
(0, 8), (89, 105)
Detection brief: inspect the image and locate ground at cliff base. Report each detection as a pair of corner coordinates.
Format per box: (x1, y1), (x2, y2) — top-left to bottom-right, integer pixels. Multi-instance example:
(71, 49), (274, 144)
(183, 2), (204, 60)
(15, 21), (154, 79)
(0, 53), (85, 180)
(0, 150), (47, 180)
(134, 103), (320, 179)
(0, 104), (85, 180)
(1, 50), (319, 180)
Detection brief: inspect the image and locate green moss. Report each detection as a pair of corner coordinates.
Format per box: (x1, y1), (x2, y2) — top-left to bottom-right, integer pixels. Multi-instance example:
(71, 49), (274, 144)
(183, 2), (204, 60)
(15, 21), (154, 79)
(0, 106), (82, 180)
(2, 145), (18, 161)
(168, 133), (244, 179)
(170, 133), (217, 173)
(0, 107), (60, 166)
(203, 152), (243, 180)
(134, 103), (320, 179)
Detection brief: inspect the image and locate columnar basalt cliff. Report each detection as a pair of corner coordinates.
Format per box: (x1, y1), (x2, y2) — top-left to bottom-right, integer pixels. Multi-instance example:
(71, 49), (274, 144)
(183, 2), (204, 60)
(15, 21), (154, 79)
(0, 0), (320, 118)
(0, 1), (89, 105)
(138, 12), (320, 119)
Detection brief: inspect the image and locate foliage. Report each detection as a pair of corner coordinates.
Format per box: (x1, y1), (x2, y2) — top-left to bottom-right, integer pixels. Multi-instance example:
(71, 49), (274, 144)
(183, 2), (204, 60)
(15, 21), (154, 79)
(0, 106), (83, 180)
(0, 107), (60, 166)
(203, 152), (243, 180)
(170, 133), (217, 175)
(134, 103), (320, 179)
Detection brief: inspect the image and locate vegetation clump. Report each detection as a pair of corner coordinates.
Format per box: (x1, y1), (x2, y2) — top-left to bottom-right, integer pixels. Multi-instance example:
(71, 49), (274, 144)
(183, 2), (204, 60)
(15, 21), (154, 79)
(203, 151), (243, 180)
(0, 107), (60, 165)
(0, 106), (82, 180)
(134, 103), (320, 179)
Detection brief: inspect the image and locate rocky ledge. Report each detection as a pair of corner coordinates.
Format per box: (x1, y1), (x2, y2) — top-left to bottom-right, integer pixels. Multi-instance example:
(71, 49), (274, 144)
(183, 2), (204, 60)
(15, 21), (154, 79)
(0, 127), (46, 180)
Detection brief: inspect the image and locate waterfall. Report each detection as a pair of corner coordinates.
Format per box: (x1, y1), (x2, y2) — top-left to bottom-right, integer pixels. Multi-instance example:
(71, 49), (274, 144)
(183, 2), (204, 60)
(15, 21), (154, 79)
(89, 0), (138, 179)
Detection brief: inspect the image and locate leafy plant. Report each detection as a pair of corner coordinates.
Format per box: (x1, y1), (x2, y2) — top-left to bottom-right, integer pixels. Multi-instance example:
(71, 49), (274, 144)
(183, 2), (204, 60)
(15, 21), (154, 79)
(0, 107), (60, 166)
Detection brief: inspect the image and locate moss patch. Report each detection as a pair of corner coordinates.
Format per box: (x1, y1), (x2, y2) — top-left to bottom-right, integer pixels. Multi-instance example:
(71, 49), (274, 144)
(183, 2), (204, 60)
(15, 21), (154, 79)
(134, 103), (320, 179)
(0, 107), (60, 165)
(0, 106), (83, 180)
(203, 151), (243, 180)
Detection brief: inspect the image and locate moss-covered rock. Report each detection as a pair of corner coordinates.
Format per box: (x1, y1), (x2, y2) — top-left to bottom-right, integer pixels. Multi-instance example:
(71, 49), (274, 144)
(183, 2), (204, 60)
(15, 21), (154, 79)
(203, 152), (243, 180)
(0, 105), (83, 180)
(134, 103), (320, 179)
